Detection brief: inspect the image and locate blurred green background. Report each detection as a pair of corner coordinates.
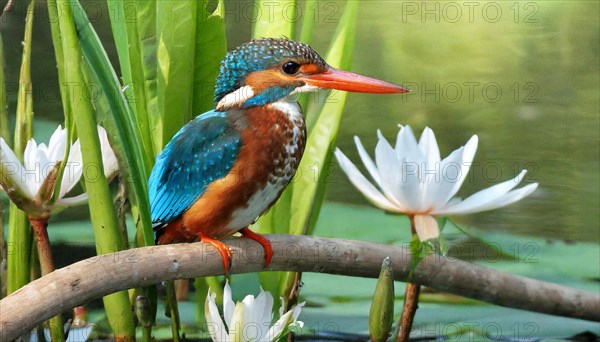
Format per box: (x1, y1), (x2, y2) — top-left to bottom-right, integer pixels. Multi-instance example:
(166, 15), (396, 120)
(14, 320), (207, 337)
(2, 0), (597, 242)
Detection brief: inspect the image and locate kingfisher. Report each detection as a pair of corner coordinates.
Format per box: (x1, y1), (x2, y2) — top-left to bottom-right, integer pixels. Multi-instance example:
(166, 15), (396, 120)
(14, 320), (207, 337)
(149, 38), (408, 272)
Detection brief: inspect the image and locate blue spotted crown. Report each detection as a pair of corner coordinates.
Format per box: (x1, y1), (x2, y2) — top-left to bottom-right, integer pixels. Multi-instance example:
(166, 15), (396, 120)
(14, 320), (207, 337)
(214, 38), (327, 105)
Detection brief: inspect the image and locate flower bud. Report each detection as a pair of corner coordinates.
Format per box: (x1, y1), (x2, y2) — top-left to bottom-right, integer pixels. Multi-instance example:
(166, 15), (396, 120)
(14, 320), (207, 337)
(369, 257), (395, 342)
(135, 296), (154, 328)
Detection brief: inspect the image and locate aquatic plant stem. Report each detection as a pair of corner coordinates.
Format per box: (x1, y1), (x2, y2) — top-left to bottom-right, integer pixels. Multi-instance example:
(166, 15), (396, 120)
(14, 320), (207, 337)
(28, 218), (53, 276)
(165, 281), (181, 342)
(397, 284), (420, 342)
(395, 215), (420, 342)
(29, 217), (65, 341)
(141, 326), (151, 342)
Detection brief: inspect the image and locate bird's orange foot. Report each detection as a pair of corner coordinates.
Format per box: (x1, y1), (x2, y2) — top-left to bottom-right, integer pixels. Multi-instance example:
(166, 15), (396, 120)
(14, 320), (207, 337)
(240, 227), (273, 268)
(198, 232), (232, 273)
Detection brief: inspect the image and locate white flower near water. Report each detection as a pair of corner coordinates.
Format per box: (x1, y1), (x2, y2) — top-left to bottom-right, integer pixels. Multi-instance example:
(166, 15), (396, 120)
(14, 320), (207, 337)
(205, 281), (304, 342)
(335, 125), (538, 241)
(0, 125), (117, 217)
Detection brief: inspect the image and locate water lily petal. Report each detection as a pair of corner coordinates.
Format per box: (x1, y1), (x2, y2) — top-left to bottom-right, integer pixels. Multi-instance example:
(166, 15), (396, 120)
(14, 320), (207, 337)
(417, 128), (441, 205)
(418, 127), (441, 166)
(240, 293), (259, 338)
(397, 126), (430, 210)
(243, 288), (276, 341)
(55, 193), (89, 207)
(434, 170), (531, 215)
(354, 136), (382, 187)
(205, 291), (228, 342)
(428, 135), (478, 210)
(385, 127), (430, 211)
(0, 138), (31, 198)
(291, 301), (305, 322)
(59, 126), (116, 199)
(375, 132), (415, 210)
(223, 281), (235, 330)
(414, 214), (440, 241)
(475, 182), (538, 211)
(97, 126), (119, 179)
(424, 145), (463, 209)
(228, 302), (246, 342)
(60, 140), (83, 198)
(254, 288), (274, 332)
(47, 125), (66, 162)
(23, 139), (42, 196)
(265, 302), (304, 342)
(335, 149), (400, 212)
(395, 125), (422, 162)
(441, 182), (538, 215)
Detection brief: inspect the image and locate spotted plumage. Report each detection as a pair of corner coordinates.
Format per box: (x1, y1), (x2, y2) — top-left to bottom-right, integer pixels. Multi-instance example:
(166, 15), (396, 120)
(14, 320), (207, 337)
(148, 38), (407, 272)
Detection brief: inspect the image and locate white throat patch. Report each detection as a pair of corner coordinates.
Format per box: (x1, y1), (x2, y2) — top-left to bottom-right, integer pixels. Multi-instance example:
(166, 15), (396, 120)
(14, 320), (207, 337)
(268, 98), (303, 120)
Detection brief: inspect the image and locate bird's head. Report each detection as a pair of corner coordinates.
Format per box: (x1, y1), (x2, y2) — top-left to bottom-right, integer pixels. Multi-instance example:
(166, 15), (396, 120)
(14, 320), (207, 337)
(214, 38), (408, 111)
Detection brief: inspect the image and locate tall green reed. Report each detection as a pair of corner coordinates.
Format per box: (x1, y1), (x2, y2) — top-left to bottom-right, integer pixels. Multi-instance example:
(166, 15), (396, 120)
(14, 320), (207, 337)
(6, 0), (34, 298)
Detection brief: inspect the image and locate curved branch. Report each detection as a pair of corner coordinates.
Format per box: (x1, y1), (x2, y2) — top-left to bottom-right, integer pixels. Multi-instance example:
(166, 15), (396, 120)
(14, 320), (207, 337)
(1, 235), (598, 340)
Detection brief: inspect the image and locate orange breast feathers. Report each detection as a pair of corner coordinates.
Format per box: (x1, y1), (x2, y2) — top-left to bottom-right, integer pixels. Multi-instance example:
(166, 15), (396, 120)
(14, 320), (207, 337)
(157, 105), (306, 244)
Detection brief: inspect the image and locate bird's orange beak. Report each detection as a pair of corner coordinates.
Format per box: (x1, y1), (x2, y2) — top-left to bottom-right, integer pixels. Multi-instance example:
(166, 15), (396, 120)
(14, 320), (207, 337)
(303, 68), (409, 94)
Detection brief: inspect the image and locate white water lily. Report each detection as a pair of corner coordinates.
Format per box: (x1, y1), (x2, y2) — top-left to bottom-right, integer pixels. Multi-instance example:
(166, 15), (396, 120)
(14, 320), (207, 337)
(0, 125), (118, 217)
(335, 125), (538, 241)
(205, 281), (304, 342)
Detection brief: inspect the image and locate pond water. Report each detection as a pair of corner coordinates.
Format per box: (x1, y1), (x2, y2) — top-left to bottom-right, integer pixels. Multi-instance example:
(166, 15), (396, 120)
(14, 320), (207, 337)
(1, 0), (598, 242)
(304, 1), (599, 243)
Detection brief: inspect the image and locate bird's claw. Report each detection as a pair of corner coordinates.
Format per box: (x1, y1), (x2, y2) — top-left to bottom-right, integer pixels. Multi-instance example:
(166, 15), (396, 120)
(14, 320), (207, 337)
(198, 233), (233, 274)
(240, 227), (273, 268)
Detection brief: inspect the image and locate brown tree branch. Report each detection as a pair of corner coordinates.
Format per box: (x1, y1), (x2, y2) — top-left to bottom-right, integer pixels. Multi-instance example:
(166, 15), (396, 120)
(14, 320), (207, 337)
(0, 235), (598, 340)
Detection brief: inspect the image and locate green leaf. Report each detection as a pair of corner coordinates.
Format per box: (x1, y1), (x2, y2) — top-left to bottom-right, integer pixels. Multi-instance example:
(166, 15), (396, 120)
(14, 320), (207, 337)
(408, 234), (434, 281)
(0, 33), (9, 144)
(47, 0), (76, 202)
(70, 0), (154, 247)
(252, 0), (295, 39)
(47, 0), (74, 206)
(48, 0), (75, 143)
(6, 204), (31, 294)
(192, 0), (227, 115)
(106, 0), (132, 89)
(133, 0), (160, 154)
(59, 0), (135, 338)
(106, 0), (156, 164)
(156, 0), (198, 147)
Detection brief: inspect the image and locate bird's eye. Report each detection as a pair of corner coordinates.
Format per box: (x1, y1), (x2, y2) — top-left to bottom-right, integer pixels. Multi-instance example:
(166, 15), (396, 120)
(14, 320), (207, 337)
(282, 61), (301, 75)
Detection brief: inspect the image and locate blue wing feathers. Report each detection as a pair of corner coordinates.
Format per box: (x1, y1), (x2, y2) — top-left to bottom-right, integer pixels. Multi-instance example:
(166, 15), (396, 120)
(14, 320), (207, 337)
(148, 110), (241, 228)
